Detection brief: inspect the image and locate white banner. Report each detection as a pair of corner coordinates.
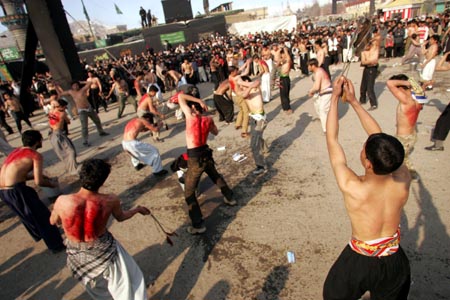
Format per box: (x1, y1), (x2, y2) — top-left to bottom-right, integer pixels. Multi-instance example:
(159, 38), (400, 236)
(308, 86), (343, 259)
(228, 15), (297, 36)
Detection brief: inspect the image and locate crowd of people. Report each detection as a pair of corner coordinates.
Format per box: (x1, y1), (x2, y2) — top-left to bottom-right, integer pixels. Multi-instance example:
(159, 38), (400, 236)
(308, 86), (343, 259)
(1, 12), (450, 300)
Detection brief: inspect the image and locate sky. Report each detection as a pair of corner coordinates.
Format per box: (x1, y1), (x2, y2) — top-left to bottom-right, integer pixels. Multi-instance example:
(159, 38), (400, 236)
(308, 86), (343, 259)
(1, 0), (330, 32)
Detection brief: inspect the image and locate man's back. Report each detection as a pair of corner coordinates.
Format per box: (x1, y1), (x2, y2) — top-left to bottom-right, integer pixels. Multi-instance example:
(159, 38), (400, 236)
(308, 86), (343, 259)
(54, 192), (114, 243)
(0, 148), (38, 187)
(186, 115), (213, 149)
(342, 166), (410, 241)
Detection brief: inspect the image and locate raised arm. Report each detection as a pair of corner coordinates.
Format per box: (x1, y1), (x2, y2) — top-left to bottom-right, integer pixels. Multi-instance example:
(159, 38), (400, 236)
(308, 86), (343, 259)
(326, 76), (358, 190)
(386, 79), (411, 105)
(177, 93), (208, 118)
(55, 84), (71, 97)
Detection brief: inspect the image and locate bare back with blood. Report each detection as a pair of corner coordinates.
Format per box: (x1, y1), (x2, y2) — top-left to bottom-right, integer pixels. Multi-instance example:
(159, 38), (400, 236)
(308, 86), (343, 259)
(123, 118), (157, 141)
(0, 148), (41, 187)
(186, 116), (214, 149)
(396, 102), (422, 135)
(55, 193), (115, 243)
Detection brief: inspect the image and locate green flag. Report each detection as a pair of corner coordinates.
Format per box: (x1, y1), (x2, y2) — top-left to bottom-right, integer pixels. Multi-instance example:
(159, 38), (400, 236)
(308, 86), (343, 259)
(114, 3), (123, 14)
(81, 0), (90, 21)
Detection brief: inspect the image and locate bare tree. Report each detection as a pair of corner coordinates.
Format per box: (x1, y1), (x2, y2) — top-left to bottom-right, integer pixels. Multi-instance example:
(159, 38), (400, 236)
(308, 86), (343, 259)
(203, 0), (210, 16)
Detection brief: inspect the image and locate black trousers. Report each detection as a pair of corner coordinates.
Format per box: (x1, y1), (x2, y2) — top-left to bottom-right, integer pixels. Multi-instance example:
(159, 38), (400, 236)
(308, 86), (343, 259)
(0, 110), (13, 134)
(432, 102), (450, 141)
(394, 43), (404, 57)
(360, 66), (378, 106)
(185, 146), (233, 228)
(300, 53), (309, 75)
(279, 76), (291, 111)
(323, 245), (410, 300)
(213, 94), (234, 122)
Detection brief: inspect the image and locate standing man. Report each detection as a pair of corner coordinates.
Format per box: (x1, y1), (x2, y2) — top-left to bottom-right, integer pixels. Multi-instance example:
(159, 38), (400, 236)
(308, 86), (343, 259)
(57, 81), (109, 147)
(139, 6), (148, 28)
(213, 79), (234, 124)
(137, 86), (165, 142)
(324, 76), (411, 299)
(253, 55), (271, 103)
(342, 29), (354, 63)
(279, 47), (293, 114)
(107, 75), (138, 119)
(48, 99), (79, 175)
(178, 92), (236, 234)
(181, 58), (195, 85)
(122, 114), (168, 176)
(50, 159), (149, 299)
(307, 58), (332, 133)
(360, 41), (380, 110)
(239, 77), (268, 175)
(87, 70), (107, 113)
(420, 35), (439, 91)
(3, 91), (33, 134)
(387, 75), (425, 181)
(425, 101), (450, 151)
(0, 130), (65, 253)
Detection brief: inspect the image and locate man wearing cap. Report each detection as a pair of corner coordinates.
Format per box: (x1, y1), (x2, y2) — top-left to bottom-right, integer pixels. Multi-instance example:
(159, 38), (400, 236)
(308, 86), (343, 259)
(387, 74), (425, 180)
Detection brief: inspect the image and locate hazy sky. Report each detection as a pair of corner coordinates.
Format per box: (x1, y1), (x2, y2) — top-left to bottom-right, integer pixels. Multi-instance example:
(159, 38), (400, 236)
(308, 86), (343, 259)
(1, 0), (330, 32)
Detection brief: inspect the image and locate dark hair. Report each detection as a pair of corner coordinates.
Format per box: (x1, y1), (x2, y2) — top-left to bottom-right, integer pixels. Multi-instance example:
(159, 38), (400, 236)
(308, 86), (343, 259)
(148, 85), (159, 92)
(71, 81), (80, 86)
(241, 75), (251, 82)
(79, 159), (111, 192)
(49, 90), (58, 96)
(308, 58), (319, 67)
(430, 34), (440, 43)
(22, 130), (42, 147)
(228, 66), (238, 73)
(141, 112), (155, 123)
(365, 133), (404, 175)
(389, 74), (409, 81)
(58, 99), (68, 107)
(187, 100), (204, 113)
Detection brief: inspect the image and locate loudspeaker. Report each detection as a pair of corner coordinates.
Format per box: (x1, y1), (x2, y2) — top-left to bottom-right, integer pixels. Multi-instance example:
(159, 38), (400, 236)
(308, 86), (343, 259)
(162, 0), (193, 24)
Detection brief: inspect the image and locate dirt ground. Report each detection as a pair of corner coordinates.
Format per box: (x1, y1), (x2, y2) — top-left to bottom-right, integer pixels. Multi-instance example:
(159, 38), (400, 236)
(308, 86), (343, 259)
(0, 57), (449, 300)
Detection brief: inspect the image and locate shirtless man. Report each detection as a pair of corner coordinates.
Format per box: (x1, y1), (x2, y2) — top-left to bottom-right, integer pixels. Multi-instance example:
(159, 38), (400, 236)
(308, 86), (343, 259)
(3, 91), (32, 134)
(278, 47), (293, 114)
(107, 75), (137, 119)
(387, 74), (425, 181)
(360, 41), (380, 110)
(50, 159), (149, 299)
(87, 70), (107, 113)
(0, 130), (65, 253)
(324, 76), (411, 299)
(57, 81), (109, 147)
(420, 35), (439, 91)
(212, 79), (234, 123)
(239, 77), (268, 175)
(178, 92), (236, 234)
(164, 69), (185, 89)
(435, 51), (450, 71)
(122, 113), (168, 176)
(137, 86), (165, 142)
(315, 40), (330, 79)
(253, 55), (271, 103)
(48, 99), (78, 175)
(308, 58), (332, 133)
(209, 55), (220, 89)
(181, 58), (194, 85)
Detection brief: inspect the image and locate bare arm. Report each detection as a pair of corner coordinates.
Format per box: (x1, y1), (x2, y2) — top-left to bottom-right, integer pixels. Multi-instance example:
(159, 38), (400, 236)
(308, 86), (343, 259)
(326, 76), (360, 191)
(111, 197), (150, 222)
(308, 72), (322, 96)
(436, 52), (450, 71)
(56, 85), (71, 97)
(33, 155), (57, 188)
(386, 80), (411, 105)
(177, 93), (208, 119)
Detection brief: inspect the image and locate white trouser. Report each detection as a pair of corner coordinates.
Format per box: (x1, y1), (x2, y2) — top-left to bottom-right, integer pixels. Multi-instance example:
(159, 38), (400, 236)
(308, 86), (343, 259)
(84, 241), (147, 300)
(343, 48), (353, 63)
(261, 73), (271, 102)
(122, 139), (163, 173)
(314, 93), (332, 132)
